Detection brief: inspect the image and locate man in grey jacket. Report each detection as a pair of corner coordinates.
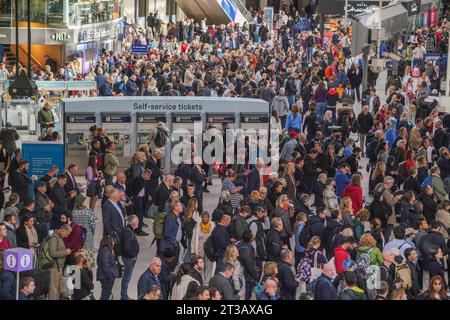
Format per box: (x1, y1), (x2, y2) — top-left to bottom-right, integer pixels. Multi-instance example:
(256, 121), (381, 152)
(271, 88), (290, 125)
(208, 263), (241, 300)
(280, 131), (299, 161)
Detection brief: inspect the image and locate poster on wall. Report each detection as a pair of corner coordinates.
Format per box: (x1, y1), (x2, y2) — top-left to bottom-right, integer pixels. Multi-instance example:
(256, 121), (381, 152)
(430, 7), (438, 27)
(423, 8), (429, 27)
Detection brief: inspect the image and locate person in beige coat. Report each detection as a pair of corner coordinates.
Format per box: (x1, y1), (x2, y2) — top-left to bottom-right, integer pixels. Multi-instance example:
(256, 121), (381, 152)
(48, 224), (72, 300)
(436, 201), (450, 240)
(382, 177), (402, 226)
(409, 122), (423, 151)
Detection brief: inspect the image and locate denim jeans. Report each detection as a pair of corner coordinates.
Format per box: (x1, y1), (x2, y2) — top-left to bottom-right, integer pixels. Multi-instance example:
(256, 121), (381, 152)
(120, 257), (136, 300)
(316, 102), (326, 119)
(100, 279), (115, 300)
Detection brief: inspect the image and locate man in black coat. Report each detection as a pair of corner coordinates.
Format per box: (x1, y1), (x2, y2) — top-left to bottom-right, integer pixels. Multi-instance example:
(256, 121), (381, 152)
(145, 150), (163, 202)
(309, 207), (327, 242)
(64, 164), (83, 211)
(51, 174), (76, 229)
(154, 175), (173, 212)
(12, 160), (36, 203)
(120, 215), (140, 300)
(404, 248), (422, 299)
(277, 249), (299, 300)
(303, 149), (318, 195)
(189, 254), (204, 286)
(128, 169), (152, 236)
(266, 218), (285, 263)
(418, 221), (448, 266)
(238, 230), (259, 300)
(212, 214), (232, 275)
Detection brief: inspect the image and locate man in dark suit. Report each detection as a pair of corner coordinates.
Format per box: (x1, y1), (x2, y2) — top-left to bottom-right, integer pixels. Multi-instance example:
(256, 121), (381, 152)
(51, 174), (77, 229)
(64, 164), (84, 211)
(8, 148), (22, 187)
(160, 200), (183, 272)
(212, 214), (232, 275)
(278, 249), (300, 300)
(12, 160), (36, 203)
(113, 172), (133, 216)
(145, 150), (163, 201)
(102, 188), (126, 236)
(154, 175), (174, 212)
(246, 159), (266, 196)
(128, 169), (152, 236)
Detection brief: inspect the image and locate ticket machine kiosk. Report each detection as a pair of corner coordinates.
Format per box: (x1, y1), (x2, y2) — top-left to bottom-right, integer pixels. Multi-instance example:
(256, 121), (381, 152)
(65, 113), (96, 174)
(136, 113), (167, 169)
(101, 113), (132, 170)
(171, 114), (202, 171)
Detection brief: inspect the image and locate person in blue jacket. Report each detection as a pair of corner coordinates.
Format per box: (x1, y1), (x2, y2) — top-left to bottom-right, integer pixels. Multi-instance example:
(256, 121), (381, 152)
(335, 163), (352, 199)
(314, 263), (338, 300)
(284, 104), (302, 135)
(137, 256), (165, 299)
(160, 200), (183, 272)
(96, 235), (119, 300)
(385, 121), (397, 149)
(0, 269), (16, 300)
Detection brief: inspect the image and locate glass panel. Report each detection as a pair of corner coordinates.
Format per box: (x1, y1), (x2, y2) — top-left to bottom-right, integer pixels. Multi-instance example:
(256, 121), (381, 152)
(68, 0), (122, 26)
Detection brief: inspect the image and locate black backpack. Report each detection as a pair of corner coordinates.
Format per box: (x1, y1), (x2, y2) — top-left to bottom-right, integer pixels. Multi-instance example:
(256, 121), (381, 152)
(204, 233), (217, 262)
(298, 223), (312, 248)
(154, 127), (168, 148)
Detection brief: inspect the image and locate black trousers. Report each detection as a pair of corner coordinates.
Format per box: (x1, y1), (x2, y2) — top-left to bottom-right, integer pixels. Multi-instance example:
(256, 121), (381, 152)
(100, 279), (115, 300)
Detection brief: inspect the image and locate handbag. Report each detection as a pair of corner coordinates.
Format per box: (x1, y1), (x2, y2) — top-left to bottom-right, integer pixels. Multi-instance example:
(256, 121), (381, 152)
(310, 251), (322, 282)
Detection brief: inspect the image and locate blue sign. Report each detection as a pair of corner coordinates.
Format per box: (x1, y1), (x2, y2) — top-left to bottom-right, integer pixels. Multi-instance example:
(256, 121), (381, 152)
(131, 45), (148, 54)
(22, 142), (64, 179)
(221, 0), (238, 22)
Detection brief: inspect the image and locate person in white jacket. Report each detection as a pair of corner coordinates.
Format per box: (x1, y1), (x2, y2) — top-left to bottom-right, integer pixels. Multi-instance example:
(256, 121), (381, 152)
(171, 263), (200, 300)
(191, 211), (215, 284)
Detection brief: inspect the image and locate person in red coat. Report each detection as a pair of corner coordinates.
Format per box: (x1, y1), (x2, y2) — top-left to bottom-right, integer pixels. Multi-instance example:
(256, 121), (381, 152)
(334, 236), (356, 274)
(61, 212), (83, 264)
(342, 174), (363, 215)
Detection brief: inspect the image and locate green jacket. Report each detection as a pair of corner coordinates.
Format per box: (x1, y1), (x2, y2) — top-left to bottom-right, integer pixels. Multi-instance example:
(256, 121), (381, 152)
(103, 150), (119, 176)
(35, 191), (52, 223)
(48, 233), (69, 269)
(356, 244), (384, 266)
(431, 174), (448, 202)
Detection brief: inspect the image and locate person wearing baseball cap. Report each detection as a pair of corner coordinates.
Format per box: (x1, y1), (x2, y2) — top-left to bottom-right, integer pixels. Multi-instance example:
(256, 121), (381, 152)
(280, 130), (299, 161)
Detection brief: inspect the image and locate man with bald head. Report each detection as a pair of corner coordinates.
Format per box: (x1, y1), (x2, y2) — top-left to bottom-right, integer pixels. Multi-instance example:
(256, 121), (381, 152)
(259, 278), (279, 300)
(314, 262), (338, 300)
(137, 256), (164, 299)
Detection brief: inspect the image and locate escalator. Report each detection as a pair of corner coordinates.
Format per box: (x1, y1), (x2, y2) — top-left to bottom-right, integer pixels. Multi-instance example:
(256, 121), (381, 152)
(175, 0), (253, 25)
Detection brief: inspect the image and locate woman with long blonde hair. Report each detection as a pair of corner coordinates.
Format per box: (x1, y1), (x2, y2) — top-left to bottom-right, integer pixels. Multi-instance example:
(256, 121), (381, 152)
(224, 244), (244, 299)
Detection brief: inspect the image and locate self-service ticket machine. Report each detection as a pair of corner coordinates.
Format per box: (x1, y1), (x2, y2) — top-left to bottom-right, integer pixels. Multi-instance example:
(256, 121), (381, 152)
(101, 113), (132, 170)
(136, 113), (167, 169)
(65, 113), (96, 174)
(239, 114), (270, 164)
(171, 114), (202, 171)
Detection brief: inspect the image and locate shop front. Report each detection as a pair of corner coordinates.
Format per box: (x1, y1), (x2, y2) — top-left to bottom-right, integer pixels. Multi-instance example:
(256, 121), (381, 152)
(0, 0), (124, 71)
(420, 0), (442, 27)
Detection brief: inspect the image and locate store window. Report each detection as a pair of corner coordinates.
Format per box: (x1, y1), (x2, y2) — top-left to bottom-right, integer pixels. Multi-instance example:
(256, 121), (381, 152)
(17, 0), (64, 25)
(68, 0), (123, 26)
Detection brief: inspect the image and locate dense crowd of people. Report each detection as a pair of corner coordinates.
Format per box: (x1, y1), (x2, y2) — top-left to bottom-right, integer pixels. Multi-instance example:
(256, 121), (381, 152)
(1, 1), (450, 301)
